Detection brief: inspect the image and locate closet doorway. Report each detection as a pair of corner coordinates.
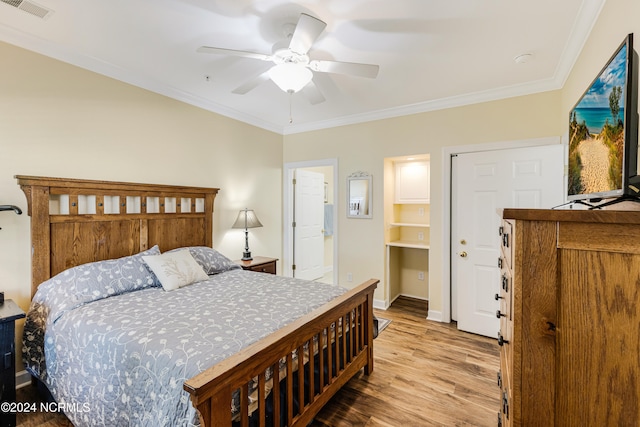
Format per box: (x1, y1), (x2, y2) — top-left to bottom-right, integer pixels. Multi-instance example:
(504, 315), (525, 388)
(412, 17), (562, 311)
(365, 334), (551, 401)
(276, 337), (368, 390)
(384, 155), (431, 308)
(283, 159), (338, 284)
(447, 140), (564, 337)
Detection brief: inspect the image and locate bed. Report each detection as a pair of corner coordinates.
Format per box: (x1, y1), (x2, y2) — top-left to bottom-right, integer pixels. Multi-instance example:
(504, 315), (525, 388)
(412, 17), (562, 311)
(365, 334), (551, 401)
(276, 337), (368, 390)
(16, 175), (378, 427)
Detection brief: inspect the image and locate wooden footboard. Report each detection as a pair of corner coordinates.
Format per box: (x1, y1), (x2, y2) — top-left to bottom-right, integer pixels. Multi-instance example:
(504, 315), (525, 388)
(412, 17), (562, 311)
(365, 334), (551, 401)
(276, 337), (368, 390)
(184, 279), (378, 427)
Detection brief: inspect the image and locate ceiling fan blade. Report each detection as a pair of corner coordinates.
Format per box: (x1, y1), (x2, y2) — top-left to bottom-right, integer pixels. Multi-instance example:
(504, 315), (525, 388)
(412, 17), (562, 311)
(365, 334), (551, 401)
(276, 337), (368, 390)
(309, 59), (379, 79)
(301, 80), (326, 105)
(231, 70), (271, 94)
(289, 13), (327, 55)
(197, 46), (271, 62)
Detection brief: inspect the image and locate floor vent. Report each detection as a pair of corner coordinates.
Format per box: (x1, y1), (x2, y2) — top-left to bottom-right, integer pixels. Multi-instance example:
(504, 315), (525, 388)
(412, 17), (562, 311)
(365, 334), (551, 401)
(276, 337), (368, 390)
(1, 0), (53, 19)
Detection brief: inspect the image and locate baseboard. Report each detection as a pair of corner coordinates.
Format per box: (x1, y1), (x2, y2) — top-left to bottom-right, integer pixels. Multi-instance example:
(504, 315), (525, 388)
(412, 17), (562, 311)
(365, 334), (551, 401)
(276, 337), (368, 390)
(373, 299), (389, 310)
(427, 309), (443, 322)
(16, 369), (31, 389)
(398, 293), (428, 301)
(379, 294), (428, 311)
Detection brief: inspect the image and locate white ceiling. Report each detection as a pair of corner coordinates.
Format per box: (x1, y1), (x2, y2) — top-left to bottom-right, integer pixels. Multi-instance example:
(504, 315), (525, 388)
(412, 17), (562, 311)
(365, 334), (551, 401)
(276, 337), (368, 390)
(0, 0), (606, 135)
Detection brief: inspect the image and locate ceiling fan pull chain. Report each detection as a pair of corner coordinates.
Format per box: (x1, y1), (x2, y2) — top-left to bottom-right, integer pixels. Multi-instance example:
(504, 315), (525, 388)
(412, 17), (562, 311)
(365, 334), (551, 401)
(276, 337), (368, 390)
(289, 90), (293, 123)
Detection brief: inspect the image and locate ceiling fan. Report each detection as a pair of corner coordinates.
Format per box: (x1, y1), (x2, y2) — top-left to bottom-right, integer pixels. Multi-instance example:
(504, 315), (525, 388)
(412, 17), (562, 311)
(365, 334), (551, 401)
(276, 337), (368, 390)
(197, 13), (380, 104)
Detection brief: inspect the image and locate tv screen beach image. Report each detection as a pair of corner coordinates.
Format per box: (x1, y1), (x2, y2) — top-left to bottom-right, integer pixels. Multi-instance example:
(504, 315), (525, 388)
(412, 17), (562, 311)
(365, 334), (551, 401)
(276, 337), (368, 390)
(568, 43), (627, 197)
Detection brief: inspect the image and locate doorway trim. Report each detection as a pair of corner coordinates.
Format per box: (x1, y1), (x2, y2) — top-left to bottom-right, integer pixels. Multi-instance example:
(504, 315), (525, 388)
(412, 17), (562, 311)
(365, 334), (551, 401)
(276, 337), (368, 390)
(439, 136), (562, 323)
(283, 158), (339, 284)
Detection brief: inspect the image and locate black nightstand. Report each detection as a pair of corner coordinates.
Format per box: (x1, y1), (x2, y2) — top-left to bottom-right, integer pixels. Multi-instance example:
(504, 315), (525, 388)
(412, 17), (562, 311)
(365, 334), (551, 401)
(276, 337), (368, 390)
(0, 300), (25, 427)
(235, 256), (278, 275)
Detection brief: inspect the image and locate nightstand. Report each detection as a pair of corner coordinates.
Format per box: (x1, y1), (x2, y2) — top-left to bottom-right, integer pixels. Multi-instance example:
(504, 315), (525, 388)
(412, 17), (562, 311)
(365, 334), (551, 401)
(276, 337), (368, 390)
(0, 300), (26, 427)
(235, 256), (278, 275)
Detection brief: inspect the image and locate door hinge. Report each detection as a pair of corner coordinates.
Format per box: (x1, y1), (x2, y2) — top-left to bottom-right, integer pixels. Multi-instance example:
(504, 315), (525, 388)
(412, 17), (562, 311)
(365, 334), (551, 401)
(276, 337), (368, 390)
(292, 264), (296, 270)
(292, 221), (296, 227)
(292, 178), (296, 185)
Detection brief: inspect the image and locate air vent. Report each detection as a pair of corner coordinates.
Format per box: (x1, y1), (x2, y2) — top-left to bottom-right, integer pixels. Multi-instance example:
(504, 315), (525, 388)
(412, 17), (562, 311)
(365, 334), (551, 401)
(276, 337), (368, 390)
(1, 0), (53, 19)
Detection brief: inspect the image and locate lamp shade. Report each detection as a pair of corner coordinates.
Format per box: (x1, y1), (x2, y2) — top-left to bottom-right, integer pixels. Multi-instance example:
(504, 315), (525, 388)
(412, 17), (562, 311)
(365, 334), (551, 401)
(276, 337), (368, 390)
(268, 63), (313, 93)
(232, 209), (263, 229)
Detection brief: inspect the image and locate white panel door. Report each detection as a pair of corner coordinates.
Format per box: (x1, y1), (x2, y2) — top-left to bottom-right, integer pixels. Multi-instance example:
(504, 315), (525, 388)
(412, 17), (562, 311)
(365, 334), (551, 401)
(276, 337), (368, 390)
(452, 144), (564, 337)
(293, 169), (324, 280)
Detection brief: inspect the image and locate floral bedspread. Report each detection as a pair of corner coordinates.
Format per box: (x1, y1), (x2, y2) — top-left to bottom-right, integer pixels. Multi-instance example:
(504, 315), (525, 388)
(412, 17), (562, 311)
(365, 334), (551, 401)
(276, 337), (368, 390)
(23, 266), (346, 426)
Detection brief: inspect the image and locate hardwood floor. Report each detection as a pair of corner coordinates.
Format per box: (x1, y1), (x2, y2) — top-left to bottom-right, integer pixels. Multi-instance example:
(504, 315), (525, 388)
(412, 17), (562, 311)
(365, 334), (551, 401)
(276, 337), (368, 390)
(16, 297), (499, 426)
(15, 384), (72, 427)
(311, 297), (500, 426)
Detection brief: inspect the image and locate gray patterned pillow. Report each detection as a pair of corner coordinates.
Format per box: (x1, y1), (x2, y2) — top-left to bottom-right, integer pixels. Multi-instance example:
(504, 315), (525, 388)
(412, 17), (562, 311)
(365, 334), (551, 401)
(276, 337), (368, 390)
(43, 245), (161, 321)
(168, 246), (241, 275)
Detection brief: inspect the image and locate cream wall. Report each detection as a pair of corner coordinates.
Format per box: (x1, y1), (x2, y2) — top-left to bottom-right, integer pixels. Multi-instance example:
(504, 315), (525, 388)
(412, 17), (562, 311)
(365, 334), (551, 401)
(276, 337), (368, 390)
(1, 41), (283, 359)
(283, 91), (562, 309)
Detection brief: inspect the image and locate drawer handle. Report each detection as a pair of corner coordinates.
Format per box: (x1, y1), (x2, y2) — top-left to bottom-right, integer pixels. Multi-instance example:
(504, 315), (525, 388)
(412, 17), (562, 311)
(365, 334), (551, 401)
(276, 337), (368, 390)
(501, 275), (509, 292)
(495, 293), (503, 301)
(498, 257), (503, 268)
(4, 351), (12, 369)
(497, 371), (502, 388)
(496, 310), (506, 318)
(497, 332), (509, 346)
(503, 391), (509, 418)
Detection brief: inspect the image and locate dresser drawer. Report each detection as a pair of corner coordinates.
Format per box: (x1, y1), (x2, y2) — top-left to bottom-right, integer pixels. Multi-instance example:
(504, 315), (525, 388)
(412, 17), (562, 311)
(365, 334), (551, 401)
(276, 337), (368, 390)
(499, 220), (514, 270)
(498, 267), (512, 322)
(499, 348), (513, 427)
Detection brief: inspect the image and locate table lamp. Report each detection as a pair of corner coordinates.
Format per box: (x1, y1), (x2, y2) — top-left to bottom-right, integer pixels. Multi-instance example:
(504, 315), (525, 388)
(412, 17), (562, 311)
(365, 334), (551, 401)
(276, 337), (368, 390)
(232, 208), (263, 260)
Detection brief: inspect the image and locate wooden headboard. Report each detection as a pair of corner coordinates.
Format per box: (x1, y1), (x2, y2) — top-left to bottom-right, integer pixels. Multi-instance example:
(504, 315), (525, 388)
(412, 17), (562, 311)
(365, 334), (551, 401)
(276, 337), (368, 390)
(16, 175), (219, 298)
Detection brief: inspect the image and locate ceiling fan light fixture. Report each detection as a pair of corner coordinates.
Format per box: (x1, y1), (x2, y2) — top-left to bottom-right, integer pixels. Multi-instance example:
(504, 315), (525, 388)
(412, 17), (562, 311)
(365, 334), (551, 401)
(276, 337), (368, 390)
(268, 63), (312, 93)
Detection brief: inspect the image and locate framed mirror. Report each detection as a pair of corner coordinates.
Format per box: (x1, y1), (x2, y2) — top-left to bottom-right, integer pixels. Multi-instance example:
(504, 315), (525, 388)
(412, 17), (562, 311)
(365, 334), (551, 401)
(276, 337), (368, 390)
(347, 172), (372, 218)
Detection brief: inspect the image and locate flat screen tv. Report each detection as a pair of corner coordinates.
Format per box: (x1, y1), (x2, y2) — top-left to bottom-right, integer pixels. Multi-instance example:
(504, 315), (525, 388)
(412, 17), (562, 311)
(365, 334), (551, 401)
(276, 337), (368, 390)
(567, 33), (639, 205)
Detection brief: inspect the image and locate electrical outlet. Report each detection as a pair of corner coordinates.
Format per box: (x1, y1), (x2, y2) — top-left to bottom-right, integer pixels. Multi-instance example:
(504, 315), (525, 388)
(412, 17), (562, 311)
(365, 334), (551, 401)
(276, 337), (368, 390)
(418, 272), (424, 280)
(418, 207), (424, 216)
(418, 232), (424, 241)
(347, 273), (353, 282)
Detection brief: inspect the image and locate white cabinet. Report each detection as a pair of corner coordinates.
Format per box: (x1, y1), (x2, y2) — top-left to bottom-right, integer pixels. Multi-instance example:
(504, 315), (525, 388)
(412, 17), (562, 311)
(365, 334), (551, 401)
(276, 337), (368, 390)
(394, 160), (430, 204)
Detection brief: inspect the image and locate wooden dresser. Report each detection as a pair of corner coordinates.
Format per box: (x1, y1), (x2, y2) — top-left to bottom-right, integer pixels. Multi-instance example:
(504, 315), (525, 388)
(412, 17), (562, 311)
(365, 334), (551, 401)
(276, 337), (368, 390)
(498, 208), (640, 426)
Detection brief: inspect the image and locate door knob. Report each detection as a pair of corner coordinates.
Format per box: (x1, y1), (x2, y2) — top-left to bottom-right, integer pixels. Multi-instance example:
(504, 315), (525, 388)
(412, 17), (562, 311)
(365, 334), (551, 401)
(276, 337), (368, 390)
(459, 251), (467, 258)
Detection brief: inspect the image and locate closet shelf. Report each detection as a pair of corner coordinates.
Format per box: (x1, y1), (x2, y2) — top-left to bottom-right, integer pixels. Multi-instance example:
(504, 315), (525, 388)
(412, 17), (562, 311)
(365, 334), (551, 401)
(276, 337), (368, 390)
(389, 222), (430, 228)
(386, 241), (430, 249)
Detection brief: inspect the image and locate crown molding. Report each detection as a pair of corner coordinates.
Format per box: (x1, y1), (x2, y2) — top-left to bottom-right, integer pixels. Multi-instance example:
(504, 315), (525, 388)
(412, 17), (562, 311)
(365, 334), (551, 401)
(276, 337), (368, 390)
(1, 0), (606, 136)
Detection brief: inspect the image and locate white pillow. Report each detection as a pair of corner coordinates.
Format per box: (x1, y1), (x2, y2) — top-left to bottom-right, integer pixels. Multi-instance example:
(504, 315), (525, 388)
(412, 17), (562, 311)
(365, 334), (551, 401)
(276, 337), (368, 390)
(142, 250), (209, 291)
